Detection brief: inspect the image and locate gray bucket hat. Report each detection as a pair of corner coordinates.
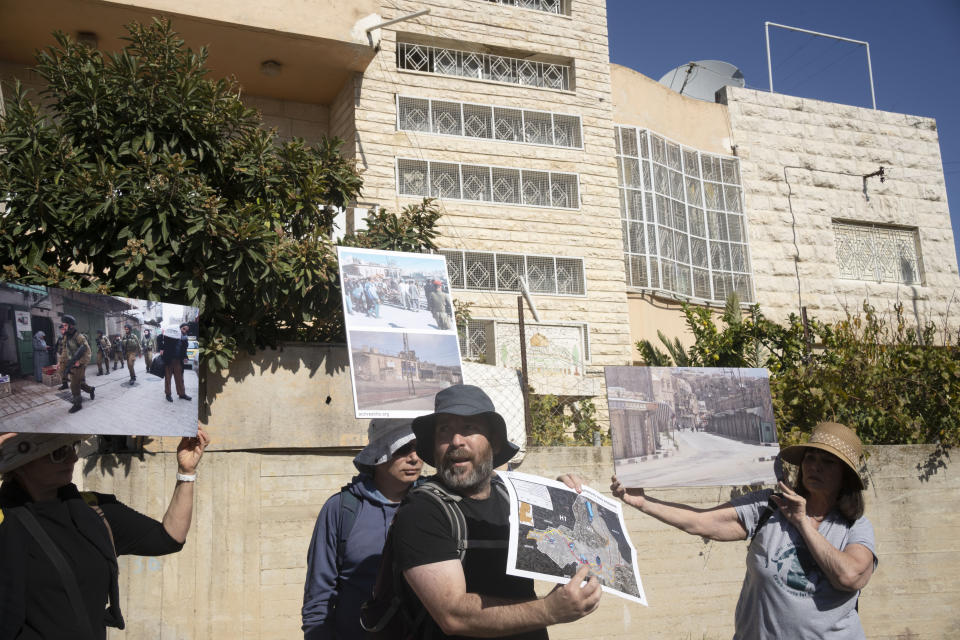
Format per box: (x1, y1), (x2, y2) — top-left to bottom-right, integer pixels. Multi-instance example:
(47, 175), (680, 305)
(0, 433), (90, 474)
(353, 419), (416, 475)
(412, 384), (519, 468)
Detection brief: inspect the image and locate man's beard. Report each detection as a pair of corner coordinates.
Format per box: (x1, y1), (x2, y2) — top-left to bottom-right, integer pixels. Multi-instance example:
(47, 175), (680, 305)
(440, 447), (494, 494)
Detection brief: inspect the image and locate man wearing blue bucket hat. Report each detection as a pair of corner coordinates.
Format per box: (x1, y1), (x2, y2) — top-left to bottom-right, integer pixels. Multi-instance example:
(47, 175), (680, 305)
(302, 419), (423, 640)
(386, 384), (601, 640)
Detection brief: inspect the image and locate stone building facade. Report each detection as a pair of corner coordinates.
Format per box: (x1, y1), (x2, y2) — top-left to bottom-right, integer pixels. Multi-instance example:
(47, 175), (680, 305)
(610, 65), (958, 356)
(2, 2), (960, 637)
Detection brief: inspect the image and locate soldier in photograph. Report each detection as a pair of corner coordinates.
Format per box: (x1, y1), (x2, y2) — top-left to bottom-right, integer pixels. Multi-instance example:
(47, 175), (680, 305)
(427, 280), (450, 330)
(160, 324), (192, 402)
(95, 329), (113, 376)
(57, 315), (95, 414)
(55, 324), (69, 390)
(141, 328), (155, 372)
(111, 335), (123, 370)
(121, 324), (141, 384)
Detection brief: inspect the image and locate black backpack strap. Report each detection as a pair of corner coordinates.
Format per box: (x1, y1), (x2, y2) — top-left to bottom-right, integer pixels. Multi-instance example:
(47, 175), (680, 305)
(337, 486), (361, 573)
(412, 481), (468, 560)
(8, 507), (97, 640)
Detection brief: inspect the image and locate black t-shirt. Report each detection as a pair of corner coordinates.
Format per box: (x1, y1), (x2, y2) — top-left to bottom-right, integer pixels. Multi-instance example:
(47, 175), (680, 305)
(1, 483), (184, 640)
(392, 477), (548, 640)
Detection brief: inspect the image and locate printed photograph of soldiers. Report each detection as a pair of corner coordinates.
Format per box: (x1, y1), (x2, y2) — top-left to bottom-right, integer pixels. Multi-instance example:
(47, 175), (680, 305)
(348, 330), (463, 415)
(0, 281), (199, 437)
(606, 366), (779, 488)
(338, 247), (456, 332)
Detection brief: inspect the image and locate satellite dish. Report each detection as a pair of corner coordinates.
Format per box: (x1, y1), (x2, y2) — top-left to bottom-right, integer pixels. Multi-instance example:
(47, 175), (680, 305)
(658, 60), (745, 102)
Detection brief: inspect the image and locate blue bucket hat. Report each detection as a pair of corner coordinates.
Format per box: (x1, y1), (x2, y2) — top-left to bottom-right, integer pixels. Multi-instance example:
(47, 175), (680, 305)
(412, 384), (518, 468)
(353, 419), (416, 475)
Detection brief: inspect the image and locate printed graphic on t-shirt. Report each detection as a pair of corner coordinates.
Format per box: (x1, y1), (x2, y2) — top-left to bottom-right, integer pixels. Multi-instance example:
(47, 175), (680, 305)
(772, 542), (820, 597)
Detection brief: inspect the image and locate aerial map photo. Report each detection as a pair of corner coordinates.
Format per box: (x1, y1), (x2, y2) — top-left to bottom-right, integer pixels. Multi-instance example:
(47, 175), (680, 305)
(500, 471), (647, 605)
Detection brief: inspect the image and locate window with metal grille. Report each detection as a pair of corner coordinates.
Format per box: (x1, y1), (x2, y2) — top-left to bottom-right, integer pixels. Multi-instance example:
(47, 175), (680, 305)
(397, 158), (579, 210)
(616, 125), (754, 304)
(833, 221), (924, 285)
(459, 319), (494, 362)
(396, 96), (582, 150)
(397, 42), (572, 91)
(438, 249), (586, 297)
(481, 0), (569, 15)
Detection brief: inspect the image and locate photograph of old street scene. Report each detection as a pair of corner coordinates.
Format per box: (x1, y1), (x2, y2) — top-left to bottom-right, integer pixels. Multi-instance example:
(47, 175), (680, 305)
(0, 282), (199, 436)
(606, 367), (778, 488)
(348, 330), (462, 415)
(338, 247), (456, 332)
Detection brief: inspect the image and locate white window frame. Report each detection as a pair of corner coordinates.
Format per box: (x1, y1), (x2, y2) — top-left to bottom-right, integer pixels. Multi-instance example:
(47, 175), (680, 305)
(396, 158), (581, 211)
(395, 95), (584, 150)
(832, 220), (924, 285)
(439, 248), (588, 298)
(396, 41), (572, 92)
(616, 125), (756, 305)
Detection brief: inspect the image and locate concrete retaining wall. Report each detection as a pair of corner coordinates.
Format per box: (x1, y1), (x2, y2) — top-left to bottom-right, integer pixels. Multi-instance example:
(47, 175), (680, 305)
(80, 444), (958, 639)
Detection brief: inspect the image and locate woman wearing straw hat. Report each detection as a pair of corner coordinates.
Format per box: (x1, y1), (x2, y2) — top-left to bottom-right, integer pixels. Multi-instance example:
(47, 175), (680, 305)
(0, 428), (209, 640)
(562, 421), (877, 639)
(302, 419), (423, 640)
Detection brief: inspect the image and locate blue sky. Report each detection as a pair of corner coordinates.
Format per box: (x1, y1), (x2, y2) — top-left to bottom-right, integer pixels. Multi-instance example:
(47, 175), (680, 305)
(606, 0), (960, 269)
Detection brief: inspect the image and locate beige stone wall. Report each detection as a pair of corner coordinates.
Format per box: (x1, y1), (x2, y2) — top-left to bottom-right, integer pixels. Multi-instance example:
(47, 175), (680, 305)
(625, 294), (694, 362)
(242, 94), (330, 144)
(104, 0), (379, 46)
(722, 86), (960, 328)
(353, 0), (633, 372)
(83, 444), (958, 639)
(610, 63), (732, 155)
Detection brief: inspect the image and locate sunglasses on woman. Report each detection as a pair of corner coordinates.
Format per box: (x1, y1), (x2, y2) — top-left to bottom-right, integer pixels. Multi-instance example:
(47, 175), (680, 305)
(49, 441), (81, 464)
(391, 441), (417, 458)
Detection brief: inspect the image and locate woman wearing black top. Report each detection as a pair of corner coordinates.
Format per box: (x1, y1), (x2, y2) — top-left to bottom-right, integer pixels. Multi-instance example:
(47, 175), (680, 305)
(0, 428), (209, 639)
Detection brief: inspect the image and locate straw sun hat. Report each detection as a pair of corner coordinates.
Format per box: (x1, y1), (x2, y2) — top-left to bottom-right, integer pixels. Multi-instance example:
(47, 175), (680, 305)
(779, 421), (865, 490)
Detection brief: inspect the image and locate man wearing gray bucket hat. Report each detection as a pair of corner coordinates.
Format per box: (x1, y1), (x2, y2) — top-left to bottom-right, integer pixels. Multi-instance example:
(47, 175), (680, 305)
(386, 384), (601, 640)
(302, 419), (423, 640)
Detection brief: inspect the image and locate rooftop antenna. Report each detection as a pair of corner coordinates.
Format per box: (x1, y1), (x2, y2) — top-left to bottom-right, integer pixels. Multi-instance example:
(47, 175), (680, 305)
(658, 60), (745, 102)
(765, 21), (876, 110)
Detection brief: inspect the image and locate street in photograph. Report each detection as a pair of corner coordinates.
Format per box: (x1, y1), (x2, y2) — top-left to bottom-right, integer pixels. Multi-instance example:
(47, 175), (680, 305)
(0, 281), (199, 436)
(348, 330), (463, 417)
(337, 247), (455, 332)
(605, 366), (778, 488)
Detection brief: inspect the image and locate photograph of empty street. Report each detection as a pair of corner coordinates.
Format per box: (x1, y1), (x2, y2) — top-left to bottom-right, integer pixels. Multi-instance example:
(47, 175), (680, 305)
(605, 366), (778, 488)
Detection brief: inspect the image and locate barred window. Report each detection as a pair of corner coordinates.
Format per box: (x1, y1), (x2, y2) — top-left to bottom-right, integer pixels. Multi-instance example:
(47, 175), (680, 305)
(397, 42), (572, 91)
(459, 319), (495, 362)
(833, 221), (923, 285)
(438, 249), (586, 297)
(397, 95), (582, 149)
(398, 158), (579, 210)
(616, 125), (754, 304)
(481, 0), (569, 15)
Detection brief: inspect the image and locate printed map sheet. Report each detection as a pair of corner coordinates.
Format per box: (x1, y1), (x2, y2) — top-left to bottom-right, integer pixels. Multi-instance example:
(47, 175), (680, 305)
(500, 471), (647, 605)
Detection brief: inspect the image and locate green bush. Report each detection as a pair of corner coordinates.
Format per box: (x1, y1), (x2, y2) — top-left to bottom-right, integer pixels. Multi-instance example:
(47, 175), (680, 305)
(529, 394), (605, 446)
(637, 297), (959, 447)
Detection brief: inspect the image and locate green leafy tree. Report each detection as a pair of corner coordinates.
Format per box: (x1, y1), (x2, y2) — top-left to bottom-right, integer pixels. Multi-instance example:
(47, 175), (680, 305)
(0, 20), (440, 371)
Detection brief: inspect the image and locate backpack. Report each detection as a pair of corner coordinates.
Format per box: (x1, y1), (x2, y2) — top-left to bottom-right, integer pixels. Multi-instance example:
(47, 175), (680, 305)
(359, 479), (509, 640)
(336, 485), (361, 575)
